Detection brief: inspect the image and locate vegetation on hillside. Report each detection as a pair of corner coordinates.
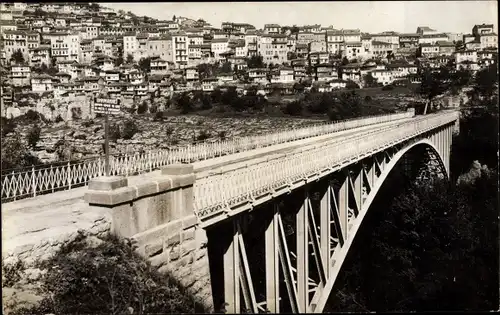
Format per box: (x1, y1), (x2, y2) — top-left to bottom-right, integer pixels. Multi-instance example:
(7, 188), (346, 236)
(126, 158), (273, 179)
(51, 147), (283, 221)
(6, 233), (208, 315)
(326, 64), (499, 312)
(328, 162), (497, 312)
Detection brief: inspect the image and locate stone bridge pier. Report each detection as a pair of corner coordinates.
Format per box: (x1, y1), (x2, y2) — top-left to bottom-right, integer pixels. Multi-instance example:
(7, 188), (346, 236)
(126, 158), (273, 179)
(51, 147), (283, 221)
(84, 164), (213, 311)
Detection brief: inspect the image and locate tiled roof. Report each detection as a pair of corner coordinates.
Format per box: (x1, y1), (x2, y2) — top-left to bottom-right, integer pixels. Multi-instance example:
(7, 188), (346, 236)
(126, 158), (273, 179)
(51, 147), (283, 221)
(417, 26), (435, 31)
(399, 33), (421, 37)
(474, 24), (494, 28)
(421, 33), (448, 38)
(480, 32), (497, 36)
(32, 74), (54, 80)
(436, 41), (455, 47)
(372, 41), (392, 46)
(211, 38), (229, 43)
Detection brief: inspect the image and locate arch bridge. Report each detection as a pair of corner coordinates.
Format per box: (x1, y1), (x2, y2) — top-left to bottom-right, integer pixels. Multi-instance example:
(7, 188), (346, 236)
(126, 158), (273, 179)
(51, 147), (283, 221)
(62, 110), (457, 313)
(196, 111), (458, 313)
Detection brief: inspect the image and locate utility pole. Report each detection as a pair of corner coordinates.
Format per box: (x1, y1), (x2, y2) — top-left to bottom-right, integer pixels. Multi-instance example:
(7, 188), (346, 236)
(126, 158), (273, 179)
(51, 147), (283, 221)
(94, 96), (120, 177)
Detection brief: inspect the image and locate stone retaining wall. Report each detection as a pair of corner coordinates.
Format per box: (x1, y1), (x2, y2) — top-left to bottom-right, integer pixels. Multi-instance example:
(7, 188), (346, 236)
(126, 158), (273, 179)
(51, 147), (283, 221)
(84, 164), (214, 311)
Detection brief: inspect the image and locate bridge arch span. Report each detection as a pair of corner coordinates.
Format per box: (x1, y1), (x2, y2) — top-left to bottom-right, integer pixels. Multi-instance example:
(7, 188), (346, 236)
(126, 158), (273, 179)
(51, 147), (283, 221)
(314, 138), (449, 311)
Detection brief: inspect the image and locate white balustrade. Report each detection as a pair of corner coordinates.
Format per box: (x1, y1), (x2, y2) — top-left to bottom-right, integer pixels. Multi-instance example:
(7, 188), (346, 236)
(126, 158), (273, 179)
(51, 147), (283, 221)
(1, 111), (415, 202)
(194, 111), (457, 219)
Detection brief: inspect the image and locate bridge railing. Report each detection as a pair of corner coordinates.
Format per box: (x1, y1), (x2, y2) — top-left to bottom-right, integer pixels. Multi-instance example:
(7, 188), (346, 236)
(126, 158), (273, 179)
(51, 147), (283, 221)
(1, 110), (414, 202)
(194, 111), (457, 219)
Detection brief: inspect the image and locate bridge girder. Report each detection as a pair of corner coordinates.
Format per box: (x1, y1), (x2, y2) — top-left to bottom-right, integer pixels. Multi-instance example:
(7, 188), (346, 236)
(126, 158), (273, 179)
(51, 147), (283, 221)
(212, 124), (453, 314)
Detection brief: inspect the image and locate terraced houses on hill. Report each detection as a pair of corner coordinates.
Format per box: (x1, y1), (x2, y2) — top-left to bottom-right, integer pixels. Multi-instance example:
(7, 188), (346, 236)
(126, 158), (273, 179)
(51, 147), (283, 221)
(0, 2), (498, 113)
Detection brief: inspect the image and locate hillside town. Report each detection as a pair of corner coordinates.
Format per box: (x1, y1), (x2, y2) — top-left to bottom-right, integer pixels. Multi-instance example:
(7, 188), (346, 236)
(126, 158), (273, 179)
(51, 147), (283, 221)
(0, 2), (497, 120)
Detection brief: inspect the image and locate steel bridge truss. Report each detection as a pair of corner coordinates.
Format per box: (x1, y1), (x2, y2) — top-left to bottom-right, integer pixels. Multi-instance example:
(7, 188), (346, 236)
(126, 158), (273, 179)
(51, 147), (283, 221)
(216, 126), (451, 314)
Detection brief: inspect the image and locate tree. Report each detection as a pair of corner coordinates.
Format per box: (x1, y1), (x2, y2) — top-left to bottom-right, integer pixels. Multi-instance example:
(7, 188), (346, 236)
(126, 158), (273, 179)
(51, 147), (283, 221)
(35, 63), (49, 74)
(89, 3), (100, 11)
(345, 80), (360, 89)
(211, 88), (223, 103)
(449, 68), (471, 92)
(126, 54), (134, 64)
(34, 8), (47, 17)
(1, 117), (16, 137)
(218, 131), (227, 140)
(341, 57), (349, 66)
(473, 65), (498, 100)
(284, 100), (304, 116)
(176, 92), (193, 114)
(122, 120), (139, 140)
(26, 124), (41, 149)
(10, 49), (25, 64)
(418, 68), (447, 114)
(331, 90), (363, 119)
(1, 132), (42, 170)
(201, 94), (212, 110)
(131, 15), (140, 25)
(197, 63), (213, 80)
(287, 51), (298, 61)
(114, 55), (124, 67)
(363, 73), (378, 88)
(24, 109), (43, 121)
(247, 55), (264, 69)
(454, 40), (464, 51)
(154, 111), (164, 121)
(290, 26), (300, 34)
(220, 61), (232, 74)
(109, 123), (121, 142)
(293, 82), (305, 94)
(138, 57), (151, 73)
(222, 86), (239, 106)
(137, 101), (149, 114)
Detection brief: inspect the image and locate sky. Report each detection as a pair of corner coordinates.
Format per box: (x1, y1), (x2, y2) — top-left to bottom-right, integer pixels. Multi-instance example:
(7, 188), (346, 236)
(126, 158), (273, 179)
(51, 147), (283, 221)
(104, 1), (498, 34)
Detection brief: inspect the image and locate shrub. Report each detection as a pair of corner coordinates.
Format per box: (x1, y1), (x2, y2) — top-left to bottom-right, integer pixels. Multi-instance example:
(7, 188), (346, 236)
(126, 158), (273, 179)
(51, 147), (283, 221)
(122, 119), (139, 140)
(154, 111), (164, 121)
(24, 109), (41, 121)
(284, 100), (304, 116)
(2, 259), (25, 287)
(197, 129), (210, 141)
(1, 117), (17, 136)
(81, 119), (93, 127)
(345, 80), (360, 89)
(11, 233), (207, 315)
(382, 84), (394, 91)
(218, 130), (227, 140)
(109, 123), (121, 142)
(26, 124), (42, 148)
(1, 133), (42, 170)
(176, 93), (193, 114)
(137, 100), (149, 114)
(150, 104), (158, 114)
(201, 94), (212, 110)
(165, 126), (174, 138)
(54, 115), (64, 123)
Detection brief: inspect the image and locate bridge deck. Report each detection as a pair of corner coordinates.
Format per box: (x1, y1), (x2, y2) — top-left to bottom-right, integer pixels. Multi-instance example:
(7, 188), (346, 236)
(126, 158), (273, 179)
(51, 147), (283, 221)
(1, 116), (414, 259)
